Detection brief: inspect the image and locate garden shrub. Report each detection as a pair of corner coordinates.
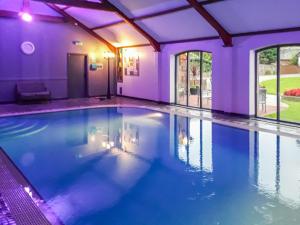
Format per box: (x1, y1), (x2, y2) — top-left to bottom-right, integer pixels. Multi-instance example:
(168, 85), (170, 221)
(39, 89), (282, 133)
(284, 88), (300, 97)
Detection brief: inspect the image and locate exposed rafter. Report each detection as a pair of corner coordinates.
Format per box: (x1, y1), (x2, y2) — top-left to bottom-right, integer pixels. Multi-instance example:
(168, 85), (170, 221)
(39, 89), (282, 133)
(102, 0), (160, 52)
(186, 0), (232, 47)
(61, 6), (71, 11)
(45, 3), (116, 52)
(0, 9), (66, 23)
(92, 0), (225, 30)
(33, 0), (115, 12)
(92, 20), (124, 30)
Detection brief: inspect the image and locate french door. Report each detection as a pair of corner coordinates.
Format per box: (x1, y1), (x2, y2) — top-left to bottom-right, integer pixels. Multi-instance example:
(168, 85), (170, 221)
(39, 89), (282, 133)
(175, 51), (212, 109)
(256, 45), (300, 124)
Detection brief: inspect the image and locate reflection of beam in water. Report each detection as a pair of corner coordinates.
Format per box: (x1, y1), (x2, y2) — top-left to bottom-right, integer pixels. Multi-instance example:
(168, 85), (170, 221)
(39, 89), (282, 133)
(47, 144), (159, 223)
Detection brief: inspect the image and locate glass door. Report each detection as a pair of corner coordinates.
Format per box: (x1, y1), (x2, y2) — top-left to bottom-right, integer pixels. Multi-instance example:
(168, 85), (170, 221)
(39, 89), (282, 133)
(175, 51), (212, 109)
(279, 46), (300, 123)
(188, 52), (201, 108)
(176, 53), (188, 106)
(202, 52), (212, 109)
(256, 45), (300, 124)
(256, 48), (278, 120)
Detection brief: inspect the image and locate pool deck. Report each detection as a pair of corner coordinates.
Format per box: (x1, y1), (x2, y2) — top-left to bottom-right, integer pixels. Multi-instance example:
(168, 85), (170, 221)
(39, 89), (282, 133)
(0, 96), (299, 138)
(0, 96), (300, 224)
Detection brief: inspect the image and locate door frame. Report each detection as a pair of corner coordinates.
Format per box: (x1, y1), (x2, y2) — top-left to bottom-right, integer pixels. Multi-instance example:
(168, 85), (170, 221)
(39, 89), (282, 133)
(255, 44), (300, 125)
(67, 53), (89, 98)
(175, 50), (212, 110)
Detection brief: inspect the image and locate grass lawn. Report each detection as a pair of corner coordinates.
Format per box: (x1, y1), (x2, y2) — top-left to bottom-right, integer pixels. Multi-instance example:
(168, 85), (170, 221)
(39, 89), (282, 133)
(260, 77), (300, 123)
(260, 77), (300, 95)
(265, 100), (300, 123)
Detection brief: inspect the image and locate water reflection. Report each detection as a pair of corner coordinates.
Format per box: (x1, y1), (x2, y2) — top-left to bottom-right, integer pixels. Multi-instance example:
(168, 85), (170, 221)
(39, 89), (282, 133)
(174, 117), (213, 172)
(254, 132), (300, 209)
(1, 108), (300, 225)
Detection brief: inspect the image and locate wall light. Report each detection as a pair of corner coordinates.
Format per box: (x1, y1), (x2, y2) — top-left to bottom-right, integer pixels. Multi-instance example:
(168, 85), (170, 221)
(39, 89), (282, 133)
(89, 52), (97, 63)
(19, 0), (33, 22)
(19, 12), (33, 22)
(124, 49), (139, 59)
(89, 52), (103, 71)
(104, 51), (115, 59)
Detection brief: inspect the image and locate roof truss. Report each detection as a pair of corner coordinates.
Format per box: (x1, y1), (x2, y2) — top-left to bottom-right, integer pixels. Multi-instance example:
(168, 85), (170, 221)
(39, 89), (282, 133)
(102, 0), (160, 52)
(186, 0), (232, 47)
(91, 0), (225, 30)
(0, 9), (66, 23)
(45, 3), (116, 52)
(33, 0), (115, 12)
(34, 0), (161, 51)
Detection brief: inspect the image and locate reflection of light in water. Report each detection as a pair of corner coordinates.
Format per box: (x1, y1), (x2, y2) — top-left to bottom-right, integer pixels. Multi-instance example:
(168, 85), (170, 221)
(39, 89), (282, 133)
(189, 119), (201, 170)
(147, 112), (164, 118)
(90, 134), (95, 142)
(258, 132), (277, 195)
(257, 132), (300, 208)
(202, 121), (213, 173)
(49, 145), (152, 224)
(279, 137), (300, 208)
(182, 136), (188, 146)
(176, 118), (213, 172)
(123, 115), (163, 127)
(178, 145), (187, 163)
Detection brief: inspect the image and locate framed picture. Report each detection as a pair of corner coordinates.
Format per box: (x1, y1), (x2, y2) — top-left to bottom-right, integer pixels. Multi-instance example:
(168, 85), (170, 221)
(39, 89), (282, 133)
(124, 55), (140, 76)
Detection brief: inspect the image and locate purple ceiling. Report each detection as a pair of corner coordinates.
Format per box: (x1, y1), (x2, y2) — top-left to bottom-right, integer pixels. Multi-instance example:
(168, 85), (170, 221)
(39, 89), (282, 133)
(1, 0), (300, 47)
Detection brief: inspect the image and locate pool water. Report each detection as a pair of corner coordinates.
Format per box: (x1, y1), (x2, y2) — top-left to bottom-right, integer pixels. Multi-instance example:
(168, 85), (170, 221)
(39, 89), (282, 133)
(0, 107), (300, 225)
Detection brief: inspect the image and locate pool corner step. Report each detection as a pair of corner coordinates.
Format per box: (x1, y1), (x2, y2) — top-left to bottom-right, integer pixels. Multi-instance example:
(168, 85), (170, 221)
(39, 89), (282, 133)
(0, 147), (63, 225)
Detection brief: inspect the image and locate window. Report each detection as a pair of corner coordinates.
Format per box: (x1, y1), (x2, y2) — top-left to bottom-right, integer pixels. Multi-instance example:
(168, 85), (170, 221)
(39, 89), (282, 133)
(256, 45), (300, 124)
(175, 51), (212, 109)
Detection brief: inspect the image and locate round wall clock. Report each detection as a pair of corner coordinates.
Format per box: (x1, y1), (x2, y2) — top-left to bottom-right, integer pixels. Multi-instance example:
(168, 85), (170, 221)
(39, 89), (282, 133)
(21, 41), (35, 55)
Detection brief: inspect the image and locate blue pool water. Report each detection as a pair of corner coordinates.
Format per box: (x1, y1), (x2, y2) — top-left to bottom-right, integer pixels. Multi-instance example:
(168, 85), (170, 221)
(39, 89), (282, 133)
(0, 107), (300, 225)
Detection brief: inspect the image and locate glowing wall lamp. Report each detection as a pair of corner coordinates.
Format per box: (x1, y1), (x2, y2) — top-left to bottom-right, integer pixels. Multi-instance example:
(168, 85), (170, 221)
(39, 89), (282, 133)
(104, 51), (115, 99)
(123, 49), (139, 59)
(19, 0), (33, 22)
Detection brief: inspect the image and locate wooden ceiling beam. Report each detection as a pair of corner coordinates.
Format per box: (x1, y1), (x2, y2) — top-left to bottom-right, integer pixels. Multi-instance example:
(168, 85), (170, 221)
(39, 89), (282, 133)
(103, 0), (160, 52)
(61, 6), (71, 11)
(92, 20), (124, 30)
(0, 9), (66, 23)
(135, 0), (224, 21)
(92, 0), (225, 30)
(186, 0), (232, 47)
(33, 0), (115, 12)
(45, 3), (116, 52)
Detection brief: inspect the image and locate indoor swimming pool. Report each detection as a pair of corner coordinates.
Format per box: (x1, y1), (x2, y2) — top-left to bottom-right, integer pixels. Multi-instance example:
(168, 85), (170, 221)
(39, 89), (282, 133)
(0, 107), (299, 225)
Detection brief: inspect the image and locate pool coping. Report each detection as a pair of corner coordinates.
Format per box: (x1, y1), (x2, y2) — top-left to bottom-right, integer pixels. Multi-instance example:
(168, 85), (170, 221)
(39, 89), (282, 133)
(0, 103), (299, 139)
(0, 148), (63, 225)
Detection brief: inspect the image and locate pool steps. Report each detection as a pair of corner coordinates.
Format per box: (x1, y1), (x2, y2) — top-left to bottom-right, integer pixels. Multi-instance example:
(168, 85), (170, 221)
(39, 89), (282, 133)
(0, 119), (48, 140)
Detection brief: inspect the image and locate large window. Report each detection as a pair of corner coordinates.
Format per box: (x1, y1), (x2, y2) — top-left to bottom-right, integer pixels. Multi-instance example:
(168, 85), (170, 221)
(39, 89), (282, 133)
(256, 45), (300, 124)
(175, 51), (212, 109)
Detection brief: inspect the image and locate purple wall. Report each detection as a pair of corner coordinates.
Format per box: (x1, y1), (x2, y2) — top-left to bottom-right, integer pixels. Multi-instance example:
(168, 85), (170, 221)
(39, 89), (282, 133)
(0, 18), (111, 102)
(117, 46), (159, 101)
(120, 30), (300, 115)
(158, 31), (300, 115)
(159, 39), (230, 111)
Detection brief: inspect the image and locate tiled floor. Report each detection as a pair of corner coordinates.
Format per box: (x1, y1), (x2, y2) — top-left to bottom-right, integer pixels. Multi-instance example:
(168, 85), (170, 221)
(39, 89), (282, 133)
(0, 96), (300, 225)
